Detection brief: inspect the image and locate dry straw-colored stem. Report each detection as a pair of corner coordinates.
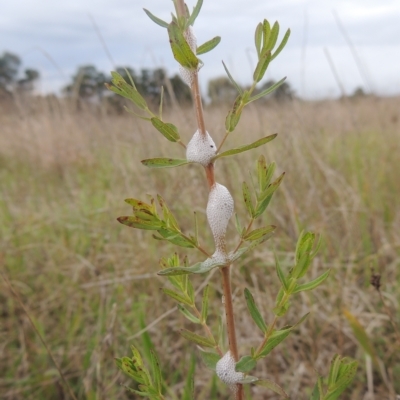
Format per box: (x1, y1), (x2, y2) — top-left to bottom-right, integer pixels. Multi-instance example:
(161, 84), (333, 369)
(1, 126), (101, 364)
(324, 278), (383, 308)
(1, 269), (78, 400)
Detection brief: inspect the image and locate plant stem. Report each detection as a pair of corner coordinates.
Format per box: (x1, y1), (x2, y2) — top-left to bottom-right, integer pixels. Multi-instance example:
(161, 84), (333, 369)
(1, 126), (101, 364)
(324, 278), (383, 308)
(192, 306), (223, 356)
(191, 71), (207, 136)
(175, 4), (241, 398)
(221, 266), (244, 400)
(255, 315), (278, 357)
(217, 130), (230, 153)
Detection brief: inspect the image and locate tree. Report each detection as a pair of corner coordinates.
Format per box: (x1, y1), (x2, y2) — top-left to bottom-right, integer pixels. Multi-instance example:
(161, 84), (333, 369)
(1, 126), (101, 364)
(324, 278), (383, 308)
(168, 74), (191, 105)
(208, 76), (238, 104)
(0, 51), (39, 94)
(64, 65), (107, 100)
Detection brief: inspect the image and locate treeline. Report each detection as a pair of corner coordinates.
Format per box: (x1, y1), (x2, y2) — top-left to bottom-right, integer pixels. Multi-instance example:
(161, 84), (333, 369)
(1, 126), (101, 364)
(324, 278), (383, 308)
(1, 50), (296, 109)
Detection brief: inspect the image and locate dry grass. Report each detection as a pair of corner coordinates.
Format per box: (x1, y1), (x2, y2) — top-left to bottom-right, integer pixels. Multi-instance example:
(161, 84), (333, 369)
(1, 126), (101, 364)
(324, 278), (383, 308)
(0, 95), (399, 399)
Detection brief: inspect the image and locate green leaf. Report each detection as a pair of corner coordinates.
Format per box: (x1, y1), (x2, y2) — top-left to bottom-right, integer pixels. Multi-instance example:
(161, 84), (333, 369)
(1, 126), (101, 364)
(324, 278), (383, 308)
(180, 329), (216, 348)
(235, 355), (257, 373)
(177, 304), (200, 324)
(187, 0), (203, 27)
(158, 257), (226, 276)
(125, 198), (155, 214)
(261, 19), (271, 52)
(149, 349), (162, 394)
(116, 357), (142, 382)
(167, 22), (199, 69)
(109, 71), (148, 110)
(225, 94), (245, 132)
(275, 255), (289, 292)
(182, 356), (196, 400)
(292, 251), (311, 280)
(255, 379), (289, 398)
(253, 49), (271, 83)
(310, 378), (322, 400)
(325, 356), (358, 400)
(201, 285), (209, 323)
(271, 28), (290, 61)
(117, 216), (163, 230)
(243, 225), (276, 241)
(257, 172), (285, 204)
(197, 36), (221, 55)
(141, 158), (189, 168)
(199, 350), (220, 370)
(248, 77), (287, 103)
(343, 309), (378, 362)
(292, 270), (330, 294)
(237, 375), (259, 384)
(244, 288), (268, 333)
(215, 134), (277, 160)
(157, 195), (180, 231)
(266, 21), (280, 51)
(143, 9), (169, 28)
(230, 232), (275, 262)
(162, 288), (193, 306)
(157, 229), (195, 248)
(150, 117), (181, 142)
(256, 313), (309, 359)
(257, 155), (267, 192)
(222, 61), (243, 94)
(242, 182), (255, 218)
(254, 22), (263, 57)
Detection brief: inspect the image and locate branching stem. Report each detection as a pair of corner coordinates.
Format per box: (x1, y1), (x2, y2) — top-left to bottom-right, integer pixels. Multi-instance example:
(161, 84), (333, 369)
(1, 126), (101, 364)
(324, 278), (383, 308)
(255, 315), (278, 357)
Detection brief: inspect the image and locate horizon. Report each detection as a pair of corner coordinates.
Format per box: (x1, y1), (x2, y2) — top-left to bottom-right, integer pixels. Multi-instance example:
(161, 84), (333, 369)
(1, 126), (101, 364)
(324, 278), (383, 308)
(2, 0), (400, 100)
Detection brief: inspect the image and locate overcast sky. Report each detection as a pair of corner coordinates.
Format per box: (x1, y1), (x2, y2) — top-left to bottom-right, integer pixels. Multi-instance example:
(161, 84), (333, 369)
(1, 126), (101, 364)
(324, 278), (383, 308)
(2, 0), (400, 99)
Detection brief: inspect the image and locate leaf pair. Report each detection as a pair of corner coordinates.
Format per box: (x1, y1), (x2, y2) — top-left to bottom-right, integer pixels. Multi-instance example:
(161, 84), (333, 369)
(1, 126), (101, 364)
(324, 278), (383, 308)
(274, 232), (329, 316)
(140, 135), (278, 169)
(106, 71), (148, 111)
(118, 196), (196, 249)
(311, 355), (358, 400)
(253, 20), (291, 82)
(144, 0), (203, 30)
(241, 155), (284, 220)
(115, 345), (164, 399)
(244, 287), (310, 358)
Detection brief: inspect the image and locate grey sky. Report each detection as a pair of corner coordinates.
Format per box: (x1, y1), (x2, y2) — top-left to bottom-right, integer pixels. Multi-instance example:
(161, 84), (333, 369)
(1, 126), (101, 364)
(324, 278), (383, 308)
(2, 0), (400, 98)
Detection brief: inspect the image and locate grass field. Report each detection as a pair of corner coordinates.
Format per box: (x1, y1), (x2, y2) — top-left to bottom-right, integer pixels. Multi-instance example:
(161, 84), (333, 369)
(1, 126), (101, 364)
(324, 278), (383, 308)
(1, 95), (399, 399)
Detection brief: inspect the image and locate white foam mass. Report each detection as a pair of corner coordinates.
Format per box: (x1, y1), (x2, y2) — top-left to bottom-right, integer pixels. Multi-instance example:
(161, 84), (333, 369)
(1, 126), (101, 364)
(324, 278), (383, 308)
(179, 26), (197, 86)
(206, 183), (234, 247)
(186, 130), (217, 166)
(216, 351), (244, 388)
(179, 65), (195, 86)
(185, 26), (197, 54)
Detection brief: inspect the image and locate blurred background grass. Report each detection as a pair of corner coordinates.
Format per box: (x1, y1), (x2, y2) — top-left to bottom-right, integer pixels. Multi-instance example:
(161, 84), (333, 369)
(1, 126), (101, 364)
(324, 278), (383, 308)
(1, 95), (399, 399)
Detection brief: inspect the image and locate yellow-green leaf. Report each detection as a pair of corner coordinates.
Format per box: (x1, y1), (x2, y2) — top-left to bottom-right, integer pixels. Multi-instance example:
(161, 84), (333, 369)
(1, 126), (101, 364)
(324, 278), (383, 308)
(150, 117), (180, 142)
(167, 22), (199, 69)
(197, 36), (221, 55)
(141, 158), (189, 168)
(215, 134), (277, 159)
(180, 329), (216, 348)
